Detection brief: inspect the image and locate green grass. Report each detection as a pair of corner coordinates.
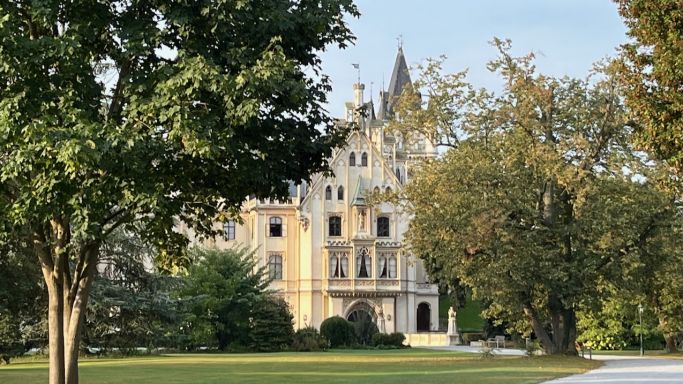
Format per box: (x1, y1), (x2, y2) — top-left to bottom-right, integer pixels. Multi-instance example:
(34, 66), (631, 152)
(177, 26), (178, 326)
(0, 349), (600, 384)
(439, 295), (486, 331)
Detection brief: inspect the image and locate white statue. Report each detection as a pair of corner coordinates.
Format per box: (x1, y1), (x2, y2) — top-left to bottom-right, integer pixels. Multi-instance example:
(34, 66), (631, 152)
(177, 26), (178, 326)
(377, 305), (386, 334)
(358, 209), (366, 232)
(447, 306), (461, 345)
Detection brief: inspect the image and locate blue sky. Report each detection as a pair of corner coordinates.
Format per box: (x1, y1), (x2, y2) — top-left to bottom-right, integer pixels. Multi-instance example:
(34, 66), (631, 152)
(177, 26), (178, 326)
(320, 0), (629, 118)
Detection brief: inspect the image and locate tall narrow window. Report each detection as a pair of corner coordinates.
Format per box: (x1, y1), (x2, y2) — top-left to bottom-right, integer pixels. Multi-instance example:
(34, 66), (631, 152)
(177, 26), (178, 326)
(329, 215), (342, 237)
(379, 255), (388, 278)
(377, 217), (390, 237)
(396, 168), (402, 183)
(340, 253), (348, 278)
(268, 254), (283, 280)
(385, 186), (392, 194)
(349, 152), (356, 166)
(223, 220), (236, 240)
(357, 247), (371, 278)
(388, 256), (397, 278)
(337, 185), (344, 201)
(361, 152), (368, 166)
(330, 254), (339, 278)
(325, 185), (332, 200)
(269, 217), (282, 237)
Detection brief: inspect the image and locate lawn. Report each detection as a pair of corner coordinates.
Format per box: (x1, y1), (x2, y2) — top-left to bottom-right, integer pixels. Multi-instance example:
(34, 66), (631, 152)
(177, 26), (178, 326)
(0, 349), (600, 384)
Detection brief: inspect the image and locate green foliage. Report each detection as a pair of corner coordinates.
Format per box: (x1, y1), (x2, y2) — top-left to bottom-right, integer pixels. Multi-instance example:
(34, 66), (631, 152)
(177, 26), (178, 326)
(83, 230), (181, 354)
(371, 332), (406, 348)
(320, 316), (356, 348)
(177, 247), (268, 351)
(0, 0), (359, 378)
(248, 297), (294, 352)
(401, 39), (683, 355)
(616, 0), (683, 173)
(352, 316), (379, 346)
(291, 326), (328, 352)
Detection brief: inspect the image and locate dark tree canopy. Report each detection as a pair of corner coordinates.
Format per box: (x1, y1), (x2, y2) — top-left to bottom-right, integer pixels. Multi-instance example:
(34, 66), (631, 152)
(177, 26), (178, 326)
(0, 1), (358, 383)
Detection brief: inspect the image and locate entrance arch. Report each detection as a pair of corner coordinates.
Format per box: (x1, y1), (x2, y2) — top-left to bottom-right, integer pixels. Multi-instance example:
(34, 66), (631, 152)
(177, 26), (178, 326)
(417, 302), (430, 332)
(343, 299), (378, 323)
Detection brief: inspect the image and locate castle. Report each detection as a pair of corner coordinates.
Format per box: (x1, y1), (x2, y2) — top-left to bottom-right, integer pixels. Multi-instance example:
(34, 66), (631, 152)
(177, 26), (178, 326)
(188, 47), (439, 333)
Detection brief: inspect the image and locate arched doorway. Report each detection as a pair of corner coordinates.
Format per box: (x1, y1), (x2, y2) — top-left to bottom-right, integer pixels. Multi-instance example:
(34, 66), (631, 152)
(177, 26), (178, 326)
(417, 303), (430, 332)
(347, 309), (373, 323)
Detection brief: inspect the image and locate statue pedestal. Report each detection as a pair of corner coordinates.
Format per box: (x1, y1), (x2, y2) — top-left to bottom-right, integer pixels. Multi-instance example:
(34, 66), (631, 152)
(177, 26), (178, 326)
(447, 333), (461, 346)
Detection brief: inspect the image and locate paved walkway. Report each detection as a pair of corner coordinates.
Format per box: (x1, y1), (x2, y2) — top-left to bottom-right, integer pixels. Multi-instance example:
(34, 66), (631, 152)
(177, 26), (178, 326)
(428, 345), (527, 356)
(543, 355), (683, 383)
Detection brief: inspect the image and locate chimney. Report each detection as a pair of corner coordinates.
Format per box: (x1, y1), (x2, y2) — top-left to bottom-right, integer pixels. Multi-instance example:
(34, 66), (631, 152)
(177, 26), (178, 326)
(353, 83), (365, 108)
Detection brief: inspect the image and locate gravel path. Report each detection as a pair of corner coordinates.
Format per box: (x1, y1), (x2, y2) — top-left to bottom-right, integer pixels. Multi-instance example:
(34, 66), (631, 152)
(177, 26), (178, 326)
(543, 355), (683, 383)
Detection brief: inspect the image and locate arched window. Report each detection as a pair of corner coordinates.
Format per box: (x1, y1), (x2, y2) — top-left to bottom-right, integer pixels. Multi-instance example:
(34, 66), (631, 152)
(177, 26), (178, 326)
(385, 186), (392, 194)
(361, 152), (368, 166)
(329, 215), (342, 237)
(223, 220), (236, 240)
(269, 217), (282, 237)
(356, 247), (371, 278)
(396, 168), (402, 183)
(329, 252), (348, 278)
(377, 217), (390, 237)
(330, 254), (339, 278)
(325, 185), (332, 200)
(373, 186), (380, 194)
(349, 152), (356, 166)
(337, 185), (344, 201)
(378, 254), (388, 278)
(268, 253), (283, 280)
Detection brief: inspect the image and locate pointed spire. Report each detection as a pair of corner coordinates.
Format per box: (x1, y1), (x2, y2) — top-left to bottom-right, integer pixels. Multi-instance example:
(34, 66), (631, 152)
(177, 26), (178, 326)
(377, 46), (412, 120)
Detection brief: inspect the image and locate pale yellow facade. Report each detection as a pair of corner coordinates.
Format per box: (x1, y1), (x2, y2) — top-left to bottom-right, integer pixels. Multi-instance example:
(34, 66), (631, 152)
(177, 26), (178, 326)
(188, 48), (440, 333)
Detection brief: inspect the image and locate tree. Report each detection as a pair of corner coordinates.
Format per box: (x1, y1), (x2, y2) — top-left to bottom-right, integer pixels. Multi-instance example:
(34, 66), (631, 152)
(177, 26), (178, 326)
(177, 247), (268, 351)
(83, 229), (181, 354)
(616, 0), (683, 172)
(0, 1), (358, 382)
(403, 40), (639, 355)
(248, 296), (295, 352)
(0, 240), (46, 363)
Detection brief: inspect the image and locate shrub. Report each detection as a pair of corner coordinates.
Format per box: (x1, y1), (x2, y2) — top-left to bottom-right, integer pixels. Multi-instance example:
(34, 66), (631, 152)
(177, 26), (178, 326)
(353, 317), (379, 346)
(291, 326), (328, 352)
(320, 317), (355, 348)
(248, 297), (295, 352)
(372, 332), (406, 347)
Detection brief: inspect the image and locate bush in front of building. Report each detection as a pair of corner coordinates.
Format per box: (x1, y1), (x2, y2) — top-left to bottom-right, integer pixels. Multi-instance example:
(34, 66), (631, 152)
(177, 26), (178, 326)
(353, 317), (379, 345)
(371, 332), (406, 348)
(320, 316), (356, 348)
(248, 297), (295, 352)
(291, 326), (328, 352)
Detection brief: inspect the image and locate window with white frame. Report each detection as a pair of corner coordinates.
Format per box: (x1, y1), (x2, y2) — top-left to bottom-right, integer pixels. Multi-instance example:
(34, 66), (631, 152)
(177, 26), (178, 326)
(269, 217), (282, 237)
(329, 215), (342, 237)
(378, 252), (397, 279)
(268, 253), (283, 280)
(223, 220), (236, 240)
(356, 247), (372, 278)
(329, 251), (349, 278)
(377, 217), (390, 237)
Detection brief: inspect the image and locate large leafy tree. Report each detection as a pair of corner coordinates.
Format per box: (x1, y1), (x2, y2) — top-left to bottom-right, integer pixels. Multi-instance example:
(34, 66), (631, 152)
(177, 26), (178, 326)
(403, 40), (639, 355)
(0, 1), (358, 382)
(616, 0), (683, 172)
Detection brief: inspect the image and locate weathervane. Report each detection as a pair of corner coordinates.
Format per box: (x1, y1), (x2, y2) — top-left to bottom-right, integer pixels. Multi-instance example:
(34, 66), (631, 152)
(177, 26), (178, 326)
(396, 34), (403, 49)
(351, 63), (360, 84)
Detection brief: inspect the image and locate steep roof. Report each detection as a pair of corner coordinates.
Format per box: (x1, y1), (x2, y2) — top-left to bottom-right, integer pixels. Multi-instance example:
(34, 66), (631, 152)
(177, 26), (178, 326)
(378, 47), (412, 120)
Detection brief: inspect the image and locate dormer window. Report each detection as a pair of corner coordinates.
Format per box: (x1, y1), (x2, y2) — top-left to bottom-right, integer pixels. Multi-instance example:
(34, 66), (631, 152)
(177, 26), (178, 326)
(349, 152), (356, 166)
(361, 152), (368, 167)
(325, 185), (332, 200)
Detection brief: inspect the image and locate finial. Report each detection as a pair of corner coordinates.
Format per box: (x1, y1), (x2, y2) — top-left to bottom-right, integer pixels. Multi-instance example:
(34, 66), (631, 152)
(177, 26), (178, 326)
(396, 34), (403, 50)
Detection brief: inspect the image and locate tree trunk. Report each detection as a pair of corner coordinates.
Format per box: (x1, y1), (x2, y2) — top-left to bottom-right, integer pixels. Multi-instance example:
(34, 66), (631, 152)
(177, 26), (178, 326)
(36, 230), (100, 384)
(524, 304), (557, 354)
(659, 316), (679, 353)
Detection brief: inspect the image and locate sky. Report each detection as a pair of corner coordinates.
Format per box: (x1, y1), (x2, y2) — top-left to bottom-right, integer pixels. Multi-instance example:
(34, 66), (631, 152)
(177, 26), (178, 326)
(320, 0), (630, 118)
